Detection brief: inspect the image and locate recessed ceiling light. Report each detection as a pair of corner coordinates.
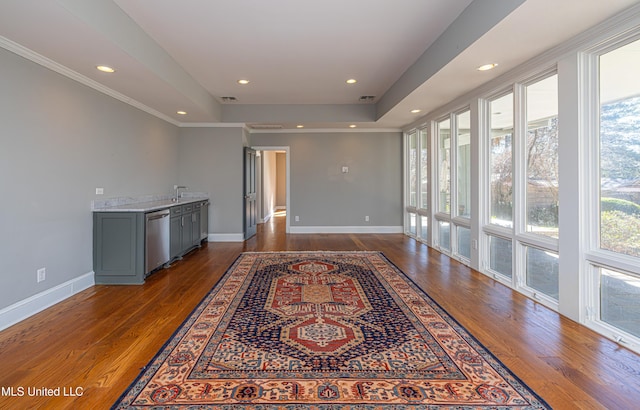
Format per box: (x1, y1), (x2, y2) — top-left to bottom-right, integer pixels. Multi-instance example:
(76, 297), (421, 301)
(411, 109), (422, 114)
(349, 124), (357, 128)
(96, 65), (115, 73)
(346, 79), (357, 84)
(477, 63), (498, 71)
(237, 79), (250, 85)
(296, 125), (304, 128)
(177, 111), (187, 115)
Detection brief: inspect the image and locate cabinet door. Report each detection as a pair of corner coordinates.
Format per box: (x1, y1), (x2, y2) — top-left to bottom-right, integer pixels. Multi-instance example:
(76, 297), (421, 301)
(200, 202), (209, 241)
(191, 210), (201, 246)
(93, 212), (144, 284)
(170, 216), (182, 259)
(181, 212), (193, 252)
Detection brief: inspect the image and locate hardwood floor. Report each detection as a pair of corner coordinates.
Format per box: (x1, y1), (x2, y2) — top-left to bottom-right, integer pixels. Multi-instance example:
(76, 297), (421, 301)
(1, 214), (639, 409)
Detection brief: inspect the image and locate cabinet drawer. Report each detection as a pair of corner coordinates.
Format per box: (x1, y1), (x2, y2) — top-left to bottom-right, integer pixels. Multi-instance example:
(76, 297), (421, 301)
(182, 204), (193, 213)
(170, 206), (182, 216)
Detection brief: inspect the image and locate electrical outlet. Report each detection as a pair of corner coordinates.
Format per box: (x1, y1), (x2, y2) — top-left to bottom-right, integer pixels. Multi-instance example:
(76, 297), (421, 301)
(37, 267), (46, 283)
(95, 188), (104, 195)
(295, 216), (300, 222)
(365, 215), (369, 222)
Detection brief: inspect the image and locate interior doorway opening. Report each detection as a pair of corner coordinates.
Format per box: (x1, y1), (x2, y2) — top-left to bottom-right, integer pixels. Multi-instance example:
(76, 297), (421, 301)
(253, 146), (290, 234)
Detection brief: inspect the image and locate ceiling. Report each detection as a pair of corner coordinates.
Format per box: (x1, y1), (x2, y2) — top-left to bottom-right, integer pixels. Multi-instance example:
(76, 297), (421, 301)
(0, 0), (638, 130)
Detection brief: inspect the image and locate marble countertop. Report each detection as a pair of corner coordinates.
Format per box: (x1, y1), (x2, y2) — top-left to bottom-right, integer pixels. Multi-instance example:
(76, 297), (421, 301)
(92, 194), (209, 213)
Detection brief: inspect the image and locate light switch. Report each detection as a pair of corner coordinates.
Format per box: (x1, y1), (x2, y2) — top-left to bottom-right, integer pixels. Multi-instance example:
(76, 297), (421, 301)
(342, 166), (349, 173)
(96, 188), (104, 195)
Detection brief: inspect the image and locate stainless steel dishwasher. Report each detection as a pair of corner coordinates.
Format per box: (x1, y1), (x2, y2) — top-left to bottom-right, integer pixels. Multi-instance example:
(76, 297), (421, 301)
(145, 209), (170, 275)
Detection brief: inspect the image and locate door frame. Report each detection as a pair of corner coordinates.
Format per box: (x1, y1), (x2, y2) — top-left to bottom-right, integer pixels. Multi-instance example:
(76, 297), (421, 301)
(252, 146), (291, 234)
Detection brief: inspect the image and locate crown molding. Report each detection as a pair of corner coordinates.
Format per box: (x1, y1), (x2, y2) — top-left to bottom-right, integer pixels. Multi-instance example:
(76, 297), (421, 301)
(248, 127), (402, 134)
(0, 35), (179, 126)
(403, 3), (640, 132)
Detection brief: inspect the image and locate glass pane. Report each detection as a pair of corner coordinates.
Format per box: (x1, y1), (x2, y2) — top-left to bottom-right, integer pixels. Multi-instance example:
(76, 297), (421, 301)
(408, 132), (417, 207)
(420, 216), (428, 241)
(489, 93), (514, 228)
(526, 75), (559, 239)
(599, 39), (640, 258)
(457, 110), (471, 218)
(489, 235), (512, 278)
(438, 221), (451, 251)
(525, 247), (559, 300)
(438, 119), (451, 213)
(601, 267), (640, 338)
(457, 226), (471, 259)
(420, 129), (429, 210)
(407, 212), (417, 236)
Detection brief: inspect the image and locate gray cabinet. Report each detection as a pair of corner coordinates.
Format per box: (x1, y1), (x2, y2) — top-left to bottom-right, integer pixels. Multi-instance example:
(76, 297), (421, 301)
(93, 212), (145, 284)
(93, 198), (209, 284)
(168, 202), (208, 261)
(192, 202), (202, 246)
(169, 206), (183, 260)
(199, 200), (209, 241)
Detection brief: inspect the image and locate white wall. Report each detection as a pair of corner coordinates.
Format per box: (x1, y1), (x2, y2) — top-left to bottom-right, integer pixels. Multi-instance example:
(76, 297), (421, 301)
(0, 47), (180, 315)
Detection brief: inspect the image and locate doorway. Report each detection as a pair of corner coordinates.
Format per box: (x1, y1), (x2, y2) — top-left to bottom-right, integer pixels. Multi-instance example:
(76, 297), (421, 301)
(253, 146), (290, 234)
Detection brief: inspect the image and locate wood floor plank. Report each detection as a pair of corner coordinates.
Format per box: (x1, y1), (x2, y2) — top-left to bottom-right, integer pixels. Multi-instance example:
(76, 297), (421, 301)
(0, 215), (639, 409)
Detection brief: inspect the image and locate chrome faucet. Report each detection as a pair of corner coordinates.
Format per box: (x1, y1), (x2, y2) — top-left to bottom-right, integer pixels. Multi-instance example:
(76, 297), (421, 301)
(174, 185), (188, 202)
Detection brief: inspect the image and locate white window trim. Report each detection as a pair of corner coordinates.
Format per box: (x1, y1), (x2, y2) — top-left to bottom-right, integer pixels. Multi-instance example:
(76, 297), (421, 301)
(401, 3), (640, 355)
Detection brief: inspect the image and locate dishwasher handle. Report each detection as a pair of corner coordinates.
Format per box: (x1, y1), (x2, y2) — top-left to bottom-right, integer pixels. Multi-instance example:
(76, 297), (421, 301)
(146, 209), (170, 221)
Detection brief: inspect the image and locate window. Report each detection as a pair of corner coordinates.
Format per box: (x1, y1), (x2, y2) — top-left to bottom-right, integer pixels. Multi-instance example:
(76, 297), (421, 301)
(583, 36), (640, 350)
(489, 235), (512, 278)
(489, 93), (514, 229)
(439, 221), (451, 252)
(600, 267), (640, 338)
(405, 131), (418, 236)
(457, 110), (471, 218)
(519, 74), (560, 301)
(457, 226), (471, 260)
(401, 19), (640, 354)
(420, 129), (429, 210)
(408, 131), (417, 208)
(599, 39), (640, 258)
(525, 246), (559, 300)
(438, 119), (451, 214)
(526, 75), (559, 239)
(420, 216), (428, 241)
(405, 128), (429, 240)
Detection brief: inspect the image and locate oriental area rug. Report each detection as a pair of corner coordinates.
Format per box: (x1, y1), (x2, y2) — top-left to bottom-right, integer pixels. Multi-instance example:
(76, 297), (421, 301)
(113, 251), (550, 409)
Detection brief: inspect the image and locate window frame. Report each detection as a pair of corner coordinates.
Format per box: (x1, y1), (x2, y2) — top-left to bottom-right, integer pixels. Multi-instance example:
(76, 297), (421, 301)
(481, 76), (561, 308)
(581, 30), (640, 352)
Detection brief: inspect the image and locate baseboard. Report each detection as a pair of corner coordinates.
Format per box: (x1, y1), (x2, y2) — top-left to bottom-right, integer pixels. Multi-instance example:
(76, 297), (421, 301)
(0, 271), (95, 332)
(207, 233), (245, 242)
(289, 226), (404, 234)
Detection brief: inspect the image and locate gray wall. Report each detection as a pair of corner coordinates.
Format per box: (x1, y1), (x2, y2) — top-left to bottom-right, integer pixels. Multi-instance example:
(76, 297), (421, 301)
(250, 132), (403, 227)
(0, 48), (180, 310)
(177, 127), (244, 234)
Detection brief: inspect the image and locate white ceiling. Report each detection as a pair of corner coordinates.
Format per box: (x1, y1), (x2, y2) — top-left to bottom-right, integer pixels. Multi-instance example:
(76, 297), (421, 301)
(0, 0), (638, 130)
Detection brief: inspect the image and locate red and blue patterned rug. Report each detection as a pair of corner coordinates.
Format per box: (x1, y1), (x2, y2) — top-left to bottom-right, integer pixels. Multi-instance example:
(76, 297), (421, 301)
(113, 251), (550, 409)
